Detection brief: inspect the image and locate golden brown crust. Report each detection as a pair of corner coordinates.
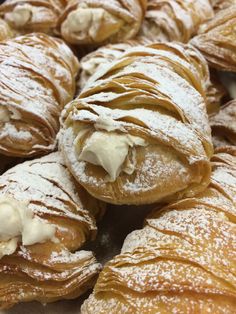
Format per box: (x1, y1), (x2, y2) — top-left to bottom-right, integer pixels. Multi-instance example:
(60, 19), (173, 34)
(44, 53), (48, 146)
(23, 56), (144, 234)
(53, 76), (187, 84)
(0, 0), (67, 34)
(0, 152), (103, 309)
(139, 0), (214, 43)
(58, 0), (147, 45)
(82, 148), (236, 313)
(60, 43), (213, 205)
(191, 5), (236, 72)
(0, 33), (79, 158)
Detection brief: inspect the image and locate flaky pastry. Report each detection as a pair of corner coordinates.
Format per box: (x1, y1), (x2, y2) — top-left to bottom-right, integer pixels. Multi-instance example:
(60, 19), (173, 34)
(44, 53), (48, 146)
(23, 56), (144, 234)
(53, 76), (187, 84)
(191, 5), (236, 72)
(210, 0), (236, 11)
(139, 0), (214, 43)
(0, 0), (67, 34)
(0, 151), (104, 309)
(210, 100), (236, 149)
(58, 0), (147, 45)
(82, 147), (236, 313)
(60, 43), (213, 205)
(0, 32), (79, 158)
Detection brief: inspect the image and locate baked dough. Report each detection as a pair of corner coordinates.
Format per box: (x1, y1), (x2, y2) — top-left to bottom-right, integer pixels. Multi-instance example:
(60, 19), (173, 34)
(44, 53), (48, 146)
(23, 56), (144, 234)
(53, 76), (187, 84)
(191, 5), (236, 72)
(58, 0), (147, 45)
(0, 32), (79, 157)
(0, 151), (104, 309)
(139, 0), (214, 43)
(60, 43), (213, 205)
(82, 147), (236, 313)
(0, 0), (67, 34)
(0, 18), (14, 41)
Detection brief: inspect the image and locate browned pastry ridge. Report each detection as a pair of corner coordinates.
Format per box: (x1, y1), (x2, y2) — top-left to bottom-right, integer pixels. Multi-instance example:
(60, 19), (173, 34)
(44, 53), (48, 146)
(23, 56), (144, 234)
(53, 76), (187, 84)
(58, 0), (147, 45)
(60, 43), (213, 205)
(0, 32), (79, 158)
(0, 0), (67, 34)
(210, 0), (236, 11)
(139, 0), (214, 43)
(81, 147), (236, 313)
(0, 152), (105, 309)
(191, 5), (236, 72)
(210, 100), (236, 149)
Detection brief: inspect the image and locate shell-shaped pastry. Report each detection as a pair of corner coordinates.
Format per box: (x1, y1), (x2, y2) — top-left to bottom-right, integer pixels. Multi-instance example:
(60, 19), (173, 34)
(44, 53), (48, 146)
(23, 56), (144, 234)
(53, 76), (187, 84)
(0, 0), (67, 34)
(82, 147), (236, 313)
(58, 0), (147, 45)
(60, 43), (213, 205)
(139, 0), (214, 43)
(210, 100), (236, 149)
(0, 151), (104, 309)
(191, 5), (236, 72)
(0, 33), (79, 158)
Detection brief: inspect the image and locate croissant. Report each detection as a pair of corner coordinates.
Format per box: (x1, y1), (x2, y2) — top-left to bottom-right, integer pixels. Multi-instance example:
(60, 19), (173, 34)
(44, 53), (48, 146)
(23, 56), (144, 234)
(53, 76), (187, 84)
(191, 5), (236, 72)
(79, 37), (151, 91)
(139, 0), (214, 43)
(60, 43), (213, 205)
(0, 32), (79, 158)
(0, 0), (67, 34)
(82, 147), (236, 313)
(210, 100), (236, 149)
(0, 18), (14, 41)
(58, 0), (147, 45)
(0, 151), (105, 309)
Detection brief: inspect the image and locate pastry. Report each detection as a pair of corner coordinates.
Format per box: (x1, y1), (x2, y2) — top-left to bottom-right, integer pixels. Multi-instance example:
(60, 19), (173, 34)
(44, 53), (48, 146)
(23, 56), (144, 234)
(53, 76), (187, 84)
(58, 0), (147, 45)
(210, 100), (236, 149)
(211, 0), (236, 11)
(0, 0), (67, 34)
(0, 151), (104, 309)
(0, 18), (14, 41)
(60, 43), (213, 205)
(82, 147), (236, 313)
(191, 5), (236, 72)
(0, 32), (79, 158)
(139, 0), (214, 43)
(79, 37), (151, 91)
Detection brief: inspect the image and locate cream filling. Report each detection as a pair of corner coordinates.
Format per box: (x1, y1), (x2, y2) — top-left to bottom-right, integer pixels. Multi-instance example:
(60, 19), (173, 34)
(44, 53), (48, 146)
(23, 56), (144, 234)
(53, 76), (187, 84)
(78, 127), (147, 182)
(0, 196), (57, 259)
(5, 4), (32, 27)
(63, 6), (123, 40)
(0, 107), (10, 122)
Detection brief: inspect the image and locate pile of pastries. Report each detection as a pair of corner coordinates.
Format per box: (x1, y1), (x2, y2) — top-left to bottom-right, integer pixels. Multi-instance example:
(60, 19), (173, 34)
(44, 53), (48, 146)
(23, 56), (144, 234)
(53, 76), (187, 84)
(0, 0), (235, 312)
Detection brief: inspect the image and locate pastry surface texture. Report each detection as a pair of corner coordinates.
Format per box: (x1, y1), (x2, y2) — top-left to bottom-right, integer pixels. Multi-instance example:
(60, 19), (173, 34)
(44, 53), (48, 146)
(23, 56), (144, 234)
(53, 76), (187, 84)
(58, 0), (147, 45)
(0, 32), (79, 157)
(82, 147), (236, 313)
(0, 152), (103, 309)
(60, 43), (213, 205)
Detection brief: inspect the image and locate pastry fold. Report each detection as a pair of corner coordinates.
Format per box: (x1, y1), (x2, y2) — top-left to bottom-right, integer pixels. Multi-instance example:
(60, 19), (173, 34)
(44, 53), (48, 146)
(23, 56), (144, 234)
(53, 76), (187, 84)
(211, 0), (236, 11)
(0, 152), (103, 309)
(191, 5), (236, 72)
(0, 33), (79, 158)
(0, 0), (67, 34)
(82, 147), (236, 313)
(210, 100), (236, 149)
(139, 0), (214, 43)
(60, 43), (213, 205)
(58, 0), (147, 45)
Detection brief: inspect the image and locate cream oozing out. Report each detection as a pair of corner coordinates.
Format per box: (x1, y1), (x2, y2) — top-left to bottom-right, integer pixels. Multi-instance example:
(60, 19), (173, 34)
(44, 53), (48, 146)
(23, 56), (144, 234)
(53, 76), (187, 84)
(0, 196), (57, 259)
(75, 115), (147, 182)
(5, 4), (33, 27)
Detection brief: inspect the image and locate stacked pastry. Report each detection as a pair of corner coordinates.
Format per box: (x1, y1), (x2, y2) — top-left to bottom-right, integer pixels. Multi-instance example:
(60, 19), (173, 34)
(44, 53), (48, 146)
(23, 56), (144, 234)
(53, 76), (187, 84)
(0, 32), (79, 158)
(139, 0), (214, 43)
(0, 152), (104, 309)
(60, 42), (214, 205)
(82, 147), (236, 313)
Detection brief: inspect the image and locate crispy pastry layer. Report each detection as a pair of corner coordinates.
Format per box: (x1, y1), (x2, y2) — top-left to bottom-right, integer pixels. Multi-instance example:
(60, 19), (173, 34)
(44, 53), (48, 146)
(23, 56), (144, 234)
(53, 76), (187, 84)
(58, 0), (147, 45)
(60, 43), (213, 205)
(0, 33), (79, 157)
(82, 147), (236, 313)
(0, 152), (104, 309)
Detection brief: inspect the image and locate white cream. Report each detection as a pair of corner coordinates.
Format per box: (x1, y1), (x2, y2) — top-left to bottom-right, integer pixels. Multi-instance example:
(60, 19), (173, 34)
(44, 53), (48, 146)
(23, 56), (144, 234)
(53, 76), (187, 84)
(0, 106), (10, 122)
(5, 4), (32, 27)
(78, 131), (147, 182)
(95, 115), (122, 132)
(0, 196), (56, 258)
